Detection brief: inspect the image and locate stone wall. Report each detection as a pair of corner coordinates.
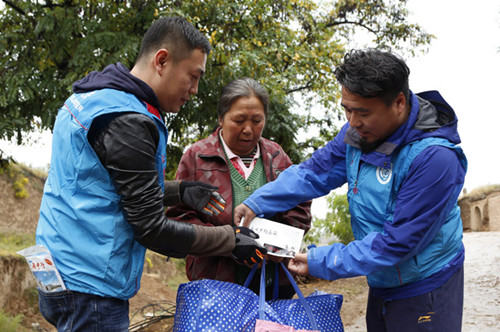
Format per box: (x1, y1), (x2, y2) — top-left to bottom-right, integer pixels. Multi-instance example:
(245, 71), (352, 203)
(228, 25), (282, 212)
(0, 255), (37, 312)
(459, 197), (471, 231)
(488, 195), (500, 231)
(459, 192), (500, 232)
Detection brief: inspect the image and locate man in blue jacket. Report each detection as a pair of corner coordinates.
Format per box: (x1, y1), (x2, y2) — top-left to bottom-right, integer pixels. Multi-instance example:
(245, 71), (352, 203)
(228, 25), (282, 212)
(234, 49), (467, 331)
(36, 17), (266, 332)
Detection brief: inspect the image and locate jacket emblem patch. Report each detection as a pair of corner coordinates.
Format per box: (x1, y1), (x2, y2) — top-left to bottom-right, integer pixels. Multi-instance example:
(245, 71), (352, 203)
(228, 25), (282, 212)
(376, 165), (392, 185)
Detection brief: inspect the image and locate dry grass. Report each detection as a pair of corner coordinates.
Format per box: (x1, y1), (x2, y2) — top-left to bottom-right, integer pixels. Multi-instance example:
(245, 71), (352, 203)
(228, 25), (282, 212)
(461, 184), (500, 201)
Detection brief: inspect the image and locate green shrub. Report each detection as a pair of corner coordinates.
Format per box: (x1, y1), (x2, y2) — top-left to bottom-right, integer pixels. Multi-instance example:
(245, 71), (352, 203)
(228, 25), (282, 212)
(0, 233), (36, 255)
(1, 162), (30, 199)
(303, 193), (354, 246)
(0, 310), (27, 332)
(13, 176), (29, 198)
(23, 287), (39, 308)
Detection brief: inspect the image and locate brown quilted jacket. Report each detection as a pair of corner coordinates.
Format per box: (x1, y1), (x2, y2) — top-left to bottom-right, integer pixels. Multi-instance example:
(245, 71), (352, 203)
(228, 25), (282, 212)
(166, 127), (312, 285)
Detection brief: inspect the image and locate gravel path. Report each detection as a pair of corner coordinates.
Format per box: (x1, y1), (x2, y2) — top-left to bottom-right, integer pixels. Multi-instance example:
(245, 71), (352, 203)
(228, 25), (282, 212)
(462, 231), (500, 331)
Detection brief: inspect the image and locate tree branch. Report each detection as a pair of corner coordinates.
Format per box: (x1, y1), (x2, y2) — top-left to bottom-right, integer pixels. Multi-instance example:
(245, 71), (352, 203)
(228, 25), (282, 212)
(286, 82), (313, 94)
(325, 18), (378, 35)
(3, 0), (26, 15)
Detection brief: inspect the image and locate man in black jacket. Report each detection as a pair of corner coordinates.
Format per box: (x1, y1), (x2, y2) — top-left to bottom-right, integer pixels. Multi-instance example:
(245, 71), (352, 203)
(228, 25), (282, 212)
(36, 17), (265, 332)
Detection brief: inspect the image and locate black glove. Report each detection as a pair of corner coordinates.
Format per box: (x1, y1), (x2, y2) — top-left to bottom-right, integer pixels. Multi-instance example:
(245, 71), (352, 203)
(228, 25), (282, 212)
(180, 181), (226, 216)
(231, 227), (267, 265)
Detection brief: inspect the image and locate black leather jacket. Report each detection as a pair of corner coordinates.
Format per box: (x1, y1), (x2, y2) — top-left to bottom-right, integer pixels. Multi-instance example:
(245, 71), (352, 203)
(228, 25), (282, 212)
(87, 112), (234, 258)
(75, 63), (233, 258)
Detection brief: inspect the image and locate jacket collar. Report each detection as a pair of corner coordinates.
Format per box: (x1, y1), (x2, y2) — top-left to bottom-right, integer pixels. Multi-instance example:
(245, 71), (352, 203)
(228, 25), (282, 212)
(72, 62), (162, 112)
(200, 126), (276, 160)
(198, 127), (226, 158)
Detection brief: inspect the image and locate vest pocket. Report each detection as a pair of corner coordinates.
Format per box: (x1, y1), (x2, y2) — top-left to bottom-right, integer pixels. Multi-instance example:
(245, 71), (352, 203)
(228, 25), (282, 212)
(396, 256), (422, 285)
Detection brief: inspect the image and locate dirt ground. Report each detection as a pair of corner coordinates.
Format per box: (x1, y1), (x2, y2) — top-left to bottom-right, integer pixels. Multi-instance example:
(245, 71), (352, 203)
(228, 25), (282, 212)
(1, 170), (499, 331)
(461, 231), (500, 331)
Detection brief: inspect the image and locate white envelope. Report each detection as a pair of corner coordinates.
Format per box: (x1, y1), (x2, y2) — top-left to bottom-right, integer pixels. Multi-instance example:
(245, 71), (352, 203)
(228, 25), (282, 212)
(248, 217), (304, 258)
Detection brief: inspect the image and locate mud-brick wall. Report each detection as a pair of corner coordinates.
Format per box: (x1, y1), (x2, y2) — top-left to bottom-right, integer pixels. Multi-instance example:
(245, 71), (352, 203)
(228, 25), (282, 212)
(0, 255), (36, 310)
(459, 198), (471, 231)
(460, 192), (500, 232)
(488, 195), (500, 231)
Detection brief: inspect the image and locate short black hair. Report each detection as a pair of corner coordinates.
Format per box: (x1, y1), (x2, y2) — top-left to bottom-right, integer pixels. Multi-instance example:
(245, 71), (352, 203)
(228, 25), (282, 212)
(136, 17), (211, 63)
(334, 49), (410, 106)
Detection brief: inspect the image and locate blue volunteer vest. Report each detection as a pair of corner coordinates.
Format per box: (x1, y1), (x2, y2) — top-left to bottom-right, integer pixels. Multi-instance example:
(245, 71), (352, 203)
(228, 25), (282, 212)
(36, 89), (167, 299)
(346, 137), (466, 288)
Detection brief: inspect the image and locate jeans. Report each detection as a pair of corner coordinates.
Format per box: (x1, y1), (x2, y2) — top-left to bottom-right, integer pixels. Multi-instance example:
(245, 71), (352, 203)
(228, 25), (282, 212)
(366, 265), (464, 332)
(38, 289), (129, 332)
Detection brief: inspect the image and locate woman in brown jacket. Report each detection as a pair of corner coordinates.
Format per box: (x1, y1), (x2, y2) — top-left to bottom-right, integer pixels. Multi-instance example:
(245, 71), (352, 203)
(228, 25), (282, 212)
(166, 78), (311, 299)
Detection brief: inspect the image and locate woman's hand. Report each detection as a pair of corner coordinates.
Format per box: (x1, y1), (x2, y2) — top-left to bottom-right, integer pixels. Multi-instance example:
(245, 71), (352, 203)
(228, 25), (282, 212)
(233, 203), (256, 227)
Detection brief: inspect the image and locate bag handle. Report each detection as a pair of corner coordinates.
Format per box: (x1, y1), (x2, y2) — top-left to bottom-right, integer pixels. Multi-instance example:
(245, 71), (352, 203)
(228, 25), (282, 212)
(258, 259), (319, 330)
(243, 261), (280, 301)
(243, 264), (259, 288)
(273, 263), (279, 300)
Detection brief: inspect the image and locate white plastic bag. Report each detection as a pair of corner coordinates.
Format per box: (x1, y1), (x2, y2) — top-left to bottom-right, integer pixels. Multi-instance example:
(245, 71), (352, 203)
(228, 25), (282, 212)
(17, 245), (66, 292)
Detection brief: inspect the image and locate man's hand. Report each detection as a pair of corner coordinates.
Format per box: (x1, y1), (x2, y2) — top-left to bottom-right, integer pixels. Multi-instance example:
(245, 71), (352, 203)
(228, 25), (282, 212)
(231, 227), (267, 265)
(233, 203), (256, 227)
(287, 252), (310, 276)
(180, 181), (226, 216)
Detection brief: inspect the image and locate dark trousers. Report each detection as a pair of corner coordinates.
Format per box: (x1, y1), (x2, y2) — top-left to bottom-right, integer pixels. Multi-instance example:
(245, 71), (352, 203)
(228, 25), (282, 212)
(366, 266), (464, 332)
(38, 289), (130, 332)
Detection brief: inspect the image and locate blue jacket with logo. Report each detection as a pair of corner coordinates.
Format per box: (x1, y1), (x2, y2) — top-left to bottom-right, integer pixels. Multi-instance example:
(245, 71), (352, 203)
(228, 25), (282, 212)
(244, 91), (467, 298)
(36, 87), (167, 299)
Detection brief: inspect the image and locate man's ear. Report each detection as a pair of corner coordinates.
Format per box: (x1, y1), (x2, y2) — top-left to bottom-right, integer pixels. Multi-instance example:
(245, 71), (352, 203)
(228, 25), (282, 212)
(395, 92), (407, 114)
(154, 49), (170, 74)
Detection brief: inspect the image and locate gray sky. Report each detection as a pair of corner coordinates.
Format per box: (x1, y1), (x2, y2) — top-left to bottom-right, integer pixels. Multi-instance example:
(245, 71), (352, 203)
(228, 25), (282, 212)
(406, 0), (500, 193)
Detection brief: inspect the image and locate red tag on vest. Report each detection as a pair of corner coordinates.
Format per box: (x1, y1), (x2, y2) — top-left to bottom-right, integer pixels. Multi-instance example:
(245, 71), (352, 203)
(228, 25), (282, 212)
(145, 102), (162, 121)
